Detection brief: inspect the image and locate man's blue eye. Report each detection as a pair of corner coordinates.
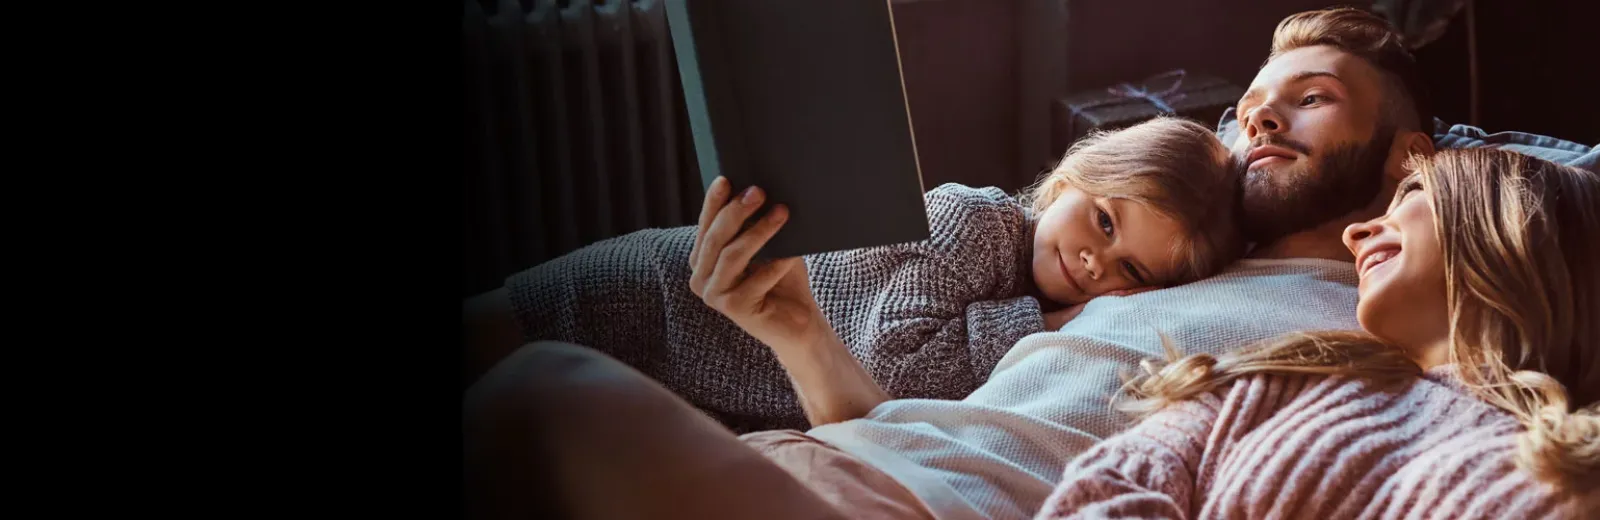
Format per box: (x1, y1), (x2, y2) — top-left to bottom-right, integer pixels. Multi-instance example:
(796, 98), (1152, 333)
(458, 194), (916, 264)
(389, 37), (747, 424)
(1300, 95), (1323, 106)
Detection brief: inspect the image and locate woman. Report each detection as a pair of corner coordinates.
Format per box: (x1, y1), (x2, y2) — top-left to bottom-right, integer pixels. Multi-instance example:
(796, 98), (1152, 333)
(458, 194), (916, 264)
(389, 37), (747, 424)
(1036, 148), (1598, 519)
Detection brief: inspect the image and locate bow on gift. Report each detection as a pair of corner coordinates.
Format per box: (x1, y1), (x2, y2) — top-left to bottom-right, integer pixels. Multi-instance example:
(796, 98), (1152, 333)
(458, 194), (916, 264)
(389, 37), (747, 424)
(1106, 69), (1189, 113)
(1070, 69), (1191, 113)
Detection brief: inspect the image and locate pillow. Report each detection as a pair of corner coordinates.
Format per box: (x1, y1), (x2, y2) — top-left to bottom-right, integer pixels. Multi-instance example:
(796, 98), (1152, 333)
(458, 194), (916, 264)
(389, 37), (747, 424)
(1214, 107), (1244, 146)
(1213, 108), (1597, 173)
(1430, 119), (1596, 172)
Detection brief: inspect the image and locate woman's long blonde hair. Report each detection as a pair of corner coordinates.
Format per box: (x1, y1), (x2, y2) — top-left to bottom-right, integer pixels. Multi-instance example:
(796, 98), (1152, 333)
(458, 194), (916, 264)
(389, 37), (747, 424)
(1120, 148), (1600, 487)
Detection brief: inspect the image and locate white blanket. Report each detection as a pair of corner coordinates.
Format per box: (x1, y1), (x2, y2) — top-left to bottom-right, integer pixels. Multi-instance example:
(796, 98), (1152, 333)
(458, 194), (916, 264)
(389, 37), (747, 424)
(807, 258), (1362, 520)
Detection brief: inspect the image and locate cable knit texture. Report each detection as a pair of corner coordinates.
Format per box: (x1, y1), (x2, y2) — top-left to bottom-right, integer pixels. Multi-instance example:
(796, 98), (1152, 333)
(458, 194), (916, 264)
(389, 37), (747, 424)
(1034, 367), (1594, 519)
(504, 183), (1041, 432)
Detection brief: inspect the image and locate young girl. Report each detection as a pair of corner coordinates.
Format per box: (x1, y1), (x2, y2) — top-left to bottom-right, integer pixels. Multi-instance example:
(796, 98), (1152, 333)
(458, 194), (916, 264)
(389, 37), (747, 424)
(1036, 148), (1599, 519)
(484, 115), (1242, 432)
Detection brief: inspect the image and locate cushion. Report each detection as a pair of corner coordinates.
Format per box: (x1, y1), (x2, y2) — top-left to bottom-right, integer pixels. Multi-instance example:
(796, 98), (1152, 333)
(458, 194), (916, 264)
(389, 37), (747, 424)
(1430, 119), (1596, 172)
(1214, 108), (1596, 173)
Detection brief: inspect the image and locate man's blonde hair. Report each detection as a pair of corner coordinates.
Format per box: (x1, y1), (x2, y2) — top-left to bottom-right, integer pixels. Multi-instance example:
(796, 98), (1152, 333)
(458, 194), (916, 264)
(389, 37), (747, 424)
(1019, 116), (1243, 285)
(1268, 6), (1432, 132)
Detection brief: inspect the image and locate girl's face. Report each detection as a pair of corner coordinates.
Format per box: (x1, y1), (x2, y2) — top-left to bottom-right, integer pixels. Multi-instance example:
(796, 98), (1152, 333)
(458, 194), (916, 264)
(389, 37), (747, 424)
(1341, 176), (1449, 361)
(1031, 186), (1185, 305)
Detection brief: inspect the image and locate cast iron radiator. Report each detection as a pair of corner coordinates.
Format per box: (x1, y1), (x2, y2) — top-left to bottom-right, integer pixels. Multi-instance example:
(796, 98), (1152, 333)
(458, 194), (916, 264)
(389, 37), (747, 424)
(463, 0), (702, 297)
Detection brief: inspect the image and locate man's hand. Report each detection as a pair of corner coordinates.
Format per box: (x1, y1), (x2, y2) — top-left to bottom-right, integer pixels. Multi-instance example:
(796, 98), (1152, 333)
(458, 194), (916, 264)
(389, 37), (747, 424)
(688, 177), (888, 426)
(688, 177), (827, 351)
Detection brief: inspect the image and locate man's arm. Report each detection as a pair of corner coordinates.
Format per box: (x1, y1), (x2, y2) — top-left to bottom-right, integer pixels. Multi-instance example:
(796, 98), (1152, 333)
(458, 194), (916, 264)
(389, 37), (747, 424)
(771, 328), (892, 427)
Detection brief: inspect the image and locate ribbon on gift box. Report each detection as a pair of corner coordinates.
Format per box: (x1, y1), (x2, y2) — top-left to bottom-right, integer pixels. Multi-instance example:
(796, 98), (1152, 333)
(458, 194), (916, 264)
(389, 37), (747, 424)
(1108, 69), (1189, 112)
(1068, 69), (1191, 114)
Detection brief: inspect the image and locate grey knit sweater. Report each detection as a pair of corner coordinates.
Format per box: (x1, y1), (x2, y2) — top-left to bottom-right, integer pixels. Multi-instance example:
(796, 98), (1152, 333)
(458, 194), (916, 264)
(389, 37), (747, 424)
(505, 183), (1044, 432)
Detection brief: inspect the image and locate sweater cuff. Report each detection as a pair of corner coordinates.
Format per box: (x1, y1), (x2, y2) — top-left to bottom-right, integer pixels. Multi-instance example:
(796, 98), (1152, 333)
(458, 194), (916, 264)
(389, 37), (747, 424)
(965, 296), (1045, 382)
(502, 266), (558, 342)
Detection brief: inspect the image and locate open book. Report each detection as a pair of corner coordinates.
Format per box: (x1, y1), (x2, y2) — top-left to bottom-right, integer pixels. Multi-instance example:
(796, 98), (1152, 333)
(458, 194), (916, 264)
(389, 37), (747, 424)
(665, 0), (931, 259)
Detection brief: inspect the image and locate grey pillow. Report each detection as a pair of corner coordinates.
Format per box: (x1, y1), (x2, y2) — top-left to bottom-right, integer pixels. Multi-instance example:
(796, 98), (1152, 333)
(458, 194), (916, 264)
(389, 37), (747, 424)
(1430, 119), (1596, 172)
(1214, 108), (1596, 173)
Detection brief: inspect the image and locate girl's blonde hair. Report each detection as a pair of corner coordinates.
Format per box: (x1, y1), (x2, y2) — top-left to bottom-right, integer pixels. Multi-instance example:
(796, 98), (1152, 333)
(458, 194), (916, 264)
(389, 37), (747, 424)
(1120, 148), (1600, 488)
(1019, 115), (1243, 285)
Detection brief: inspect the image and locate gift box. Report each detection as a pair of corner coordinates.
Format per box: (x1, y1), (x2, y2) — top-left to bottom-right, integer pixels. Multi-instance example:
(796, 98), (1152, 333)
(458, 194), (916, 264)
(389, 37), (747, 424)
(1051, 70), (1245, 159)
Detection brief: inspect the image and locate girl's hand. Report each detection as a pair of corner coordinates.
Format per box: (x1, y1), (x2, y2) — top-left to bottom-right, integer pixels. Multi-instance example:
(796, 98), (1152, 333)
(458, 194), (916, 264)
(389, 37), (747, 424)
(1043, 302), (1088, 331)
(1044, 286), (1159, 331)
(688, 177), (828, 350)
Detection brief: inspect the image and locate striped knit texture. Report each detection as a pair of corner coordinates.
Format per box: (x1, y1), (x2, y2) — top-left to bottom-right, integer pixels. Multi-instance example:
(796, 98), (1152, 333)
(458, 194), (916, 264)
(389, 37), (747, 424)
(1035, 368), (1596, 519)
(504, 183), (1043, 432)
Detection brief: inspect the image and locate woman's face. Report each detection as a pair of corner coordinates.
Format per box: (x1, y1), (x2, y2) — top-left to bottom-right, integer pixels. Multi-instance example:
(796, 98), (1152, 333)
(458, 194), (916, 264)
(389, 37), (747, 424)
(1341, 177), (1449, 359)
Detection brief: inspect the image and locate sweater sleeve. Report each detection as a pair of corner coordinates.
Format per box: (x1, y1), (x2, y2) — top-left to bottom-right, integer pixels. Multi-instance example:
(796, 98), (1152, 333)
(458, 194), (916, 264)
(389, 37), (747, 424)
(1034, 394), (1222, 520)
(501, 226), (697, 365)
(964, 295), (1046, 382)
(807, 183), (1042, 401)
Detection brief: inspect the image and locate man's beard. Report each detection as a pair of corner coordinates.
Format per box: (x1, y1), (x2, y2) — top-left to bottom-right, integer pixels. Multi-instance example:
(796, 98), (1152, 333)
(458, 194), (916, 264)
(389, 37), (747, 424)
(1238, 125), (1396, 244)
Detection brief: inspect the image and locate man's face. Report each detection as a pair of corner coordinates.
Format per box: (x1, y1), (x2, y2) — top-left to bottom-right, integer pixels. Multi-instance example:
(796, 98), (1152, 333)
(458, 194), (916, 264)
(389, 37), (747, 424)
(1233, 45), (1396, 243)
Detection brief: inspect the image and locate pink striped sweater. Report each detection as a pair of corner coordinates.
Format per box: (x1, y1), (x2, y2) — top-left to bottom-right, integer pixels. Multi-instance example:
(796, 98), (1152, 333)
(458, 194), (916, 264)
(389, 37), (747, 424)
(1035, 366), (1596, 519)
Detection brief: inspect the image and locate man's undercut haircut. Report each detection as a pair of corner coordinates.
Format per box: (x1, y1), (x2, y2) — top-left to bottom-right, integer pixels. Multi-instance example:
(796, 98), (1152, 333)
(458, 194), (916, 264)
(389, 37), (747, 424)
(1269, 7), (1433, 133)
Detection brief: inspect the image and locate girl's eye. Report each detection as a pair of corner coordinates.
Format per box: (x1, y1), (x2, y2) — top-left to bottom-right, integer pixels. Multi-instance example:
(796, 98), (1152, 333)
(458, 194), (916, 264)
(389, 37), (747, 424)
(1096, 208), (1114, 236)
(1404, 180), (1424, 193)
(1122, 261), (1146, 285)
(1300, 94), (1324, 106)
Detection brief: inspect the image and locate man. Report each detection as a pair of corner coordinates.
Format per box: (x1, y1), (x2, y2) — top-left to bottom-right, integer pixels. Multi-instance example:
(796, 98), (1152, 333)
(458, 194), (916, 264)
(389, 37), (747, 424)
(466, 7), (1444, 520)
(1225, 7), (1435, 258)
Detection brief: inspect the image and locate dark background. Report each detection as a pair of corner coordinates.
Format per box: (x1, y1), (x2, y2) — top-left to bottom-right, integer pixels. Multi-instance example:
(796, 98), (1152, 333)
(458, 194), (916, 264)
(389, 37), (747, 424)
(462, 0), (1598, 299)
(1409, 0), (1597, 144)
